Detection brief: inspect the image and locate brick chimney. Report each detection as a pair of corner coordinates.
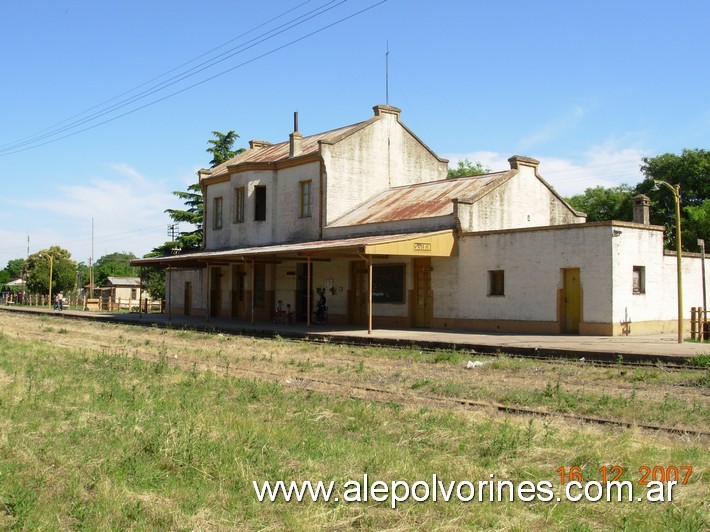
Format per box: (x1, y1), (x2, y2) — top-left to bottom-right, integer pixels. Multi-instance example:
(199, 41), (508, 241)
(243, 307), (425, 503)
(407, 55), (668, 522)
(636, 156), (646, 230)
(289, 111), (302, 158)
(632, 194), (650, 225)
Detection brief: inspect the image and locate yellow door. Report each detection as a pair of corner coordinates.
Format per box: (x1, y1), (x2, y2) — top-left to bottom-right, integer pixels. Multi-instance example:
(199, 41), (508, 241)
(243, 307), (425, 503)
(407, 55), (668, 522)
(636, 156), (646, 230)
(562, 268), (581, 334)
(413, 258), (432, 328)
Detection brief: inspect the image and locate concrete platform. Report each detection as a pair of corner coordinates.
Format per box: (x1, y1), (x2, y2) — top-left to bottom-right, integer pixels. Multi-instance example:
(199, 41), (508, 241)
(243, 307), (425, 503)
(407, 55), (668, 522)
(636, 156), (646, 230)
(2, 305), (708, 363)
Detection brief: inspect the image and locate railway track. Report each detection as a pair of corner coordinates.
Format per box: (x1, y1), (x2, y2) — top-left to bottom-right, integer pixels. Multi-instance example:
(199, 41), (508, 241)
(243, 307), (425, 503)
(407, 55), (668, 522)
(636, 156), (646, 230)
(29, 336), (708, 440)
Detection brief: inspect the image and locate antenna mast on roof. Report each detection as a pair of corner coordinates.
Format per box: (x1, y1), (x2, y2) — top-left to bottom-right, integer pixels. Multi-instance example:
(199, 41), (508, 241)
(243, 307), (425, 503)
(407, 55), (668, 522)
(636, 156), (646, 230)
(385, 41), (389, 105)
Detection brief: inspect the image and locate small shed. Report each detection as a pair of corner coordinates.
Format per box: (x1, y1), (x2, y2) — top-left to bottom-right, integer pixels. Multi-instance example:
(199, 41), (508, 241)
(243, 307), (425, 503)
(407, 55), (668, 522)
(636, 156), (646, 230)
(96, 277), (143, 310)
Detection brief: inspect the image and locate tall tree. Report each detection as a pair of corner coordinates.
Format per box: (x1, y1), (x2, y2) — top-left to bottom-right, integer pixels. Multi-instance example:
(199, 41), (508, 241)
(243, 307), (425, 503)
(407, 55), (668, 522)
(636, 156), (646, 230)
(25, 246), (78, 295)
(94, 252), (138, 286)
(163, 131), (247, 253)
(635, 148), (710, 251)
(566, 185), (635, 222)
(4, 258), (26, 279)
(163, 183), (205, 252)
(1, 258), (26, 285)
(448, 158), (490, 179)
(143, 131), (245, 299)
(206, 130), (243, 167)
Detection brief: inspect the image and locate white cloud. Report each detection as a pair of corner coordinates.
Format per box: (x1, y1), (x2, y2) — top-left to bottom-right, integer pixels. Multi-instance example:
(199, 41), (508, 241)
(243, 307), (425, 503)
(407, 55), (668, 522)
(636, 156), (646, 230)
(445, 151), (510, 174)
(517, 104), (586, 152)
(444, 143), (648, 197)
(6, 164), (187, 262)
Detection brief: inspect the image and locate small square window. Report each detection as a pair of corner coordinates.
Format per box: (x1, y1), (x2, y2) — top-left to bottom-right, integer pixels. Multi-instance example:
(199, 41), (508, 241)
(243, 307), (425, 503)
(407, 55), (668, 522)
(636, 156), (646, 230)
(633, 266), (645, 294)
(488, 270), (504, 296)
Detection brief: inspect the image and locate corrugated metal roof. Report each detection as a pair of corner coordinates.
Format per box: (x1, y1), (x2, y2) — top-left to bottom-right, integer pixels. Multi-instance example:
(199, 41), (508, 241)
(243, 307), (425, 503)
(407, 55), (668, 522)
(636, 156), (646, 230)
(203, 120), (373, 178)
(328, 171), (515, 227)
(131, 230), (454, 266)
(106, 276), (141, 287)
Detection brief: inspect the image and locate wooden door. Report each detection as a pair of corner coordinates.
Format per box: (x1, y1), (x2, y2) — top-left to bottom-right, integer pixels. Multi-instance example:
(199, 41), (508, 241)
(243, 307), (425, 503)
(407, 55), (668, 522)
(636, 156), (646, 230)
(413, 258), (432, 328)
(231, 265), (245, 319)
(562, 268), (581, 334)
(350, 261), (368, 326)
(210, 267), (222, 318)
(184, 282), (192, 316)
(296, 263), (312, 323)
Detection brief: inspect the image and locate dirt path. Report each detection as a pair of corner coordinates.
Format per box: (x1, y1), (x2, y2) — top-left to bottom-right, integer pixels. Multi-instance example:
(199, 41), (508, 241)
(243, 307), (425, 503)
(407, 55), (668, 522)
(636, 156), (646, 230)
(2, 312), (708, 438)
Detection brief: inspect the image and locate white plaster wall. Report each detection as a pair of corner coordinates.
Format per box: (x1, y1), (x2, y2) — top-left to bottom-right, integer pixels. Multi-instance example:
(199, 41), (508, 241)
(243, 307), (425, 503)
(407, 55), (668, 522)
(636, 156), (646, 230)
(205, 163), (322, 250)
(204, 180), (231, 249)
(323, 112), (448, 225)
(660, 254), (710, 319)
(436, 225), (614, 323)
(271, 163), (321, 243)
(273, 263), (298, 310)
(311, 260), (350, 317)
(458, 165), (583, 233)
(168, 268), (206, 315)
(608, 227), (710, 325)
(610, 227), (666, 324)
(323, 215), (454, 239)
(680, 254), (710, 319)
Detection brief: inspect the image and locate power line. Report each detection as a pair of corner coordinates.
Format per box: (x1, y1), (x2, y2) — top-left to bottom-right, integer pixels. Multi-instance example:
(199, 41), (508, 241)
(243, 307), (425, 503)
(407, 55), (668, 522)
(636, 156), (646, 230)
(0, 0), (349, 154)
(0, 1), (318, 151)
(0, 1), (387, 156)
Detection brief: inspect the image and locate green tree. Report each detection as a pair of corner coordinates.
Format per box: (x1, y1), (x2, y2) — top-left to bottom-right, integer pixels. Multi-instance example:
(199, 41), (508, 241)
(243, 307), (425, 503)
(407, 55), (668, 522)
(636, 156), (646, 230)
(686, 199), (710, 244)
(76, 261), (90, 290)
(448, 158), (490, 179)
(0, 270), (9, 285)
(636, 149), (710, 251)
(163, 131), (246, 253)
(144, 131), (245, 299)
(206, 130), (243, 167)
(566, 185), (635, 222)
(25, 246), (78, 296)
(4, 258), (26, 279)
(164, 183), (204, 252)
(94, 252), (138, 286)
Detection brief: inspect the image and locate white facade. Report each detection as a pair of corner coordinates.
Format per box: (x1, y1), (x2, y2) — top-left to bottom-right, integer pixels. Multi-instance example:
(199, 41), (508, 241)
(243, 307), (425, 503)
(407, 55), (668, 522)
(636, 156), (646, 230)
(136, 104), (707, 337)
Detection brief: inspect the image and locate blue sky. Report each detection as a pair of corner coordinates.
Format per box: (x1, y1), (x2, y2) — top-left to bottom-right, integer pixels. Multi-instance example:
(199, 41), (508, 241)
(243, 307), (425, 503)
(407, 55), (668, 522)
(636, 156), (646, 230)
(1, 0), (708, 265)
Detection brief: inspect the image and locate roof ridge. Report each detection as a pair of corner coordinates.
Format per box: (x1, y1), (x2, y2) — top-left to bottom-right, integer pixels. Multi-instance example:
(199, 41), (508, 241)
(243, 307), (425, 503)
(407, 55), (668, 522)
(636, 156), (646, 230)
(387, 170), (512, 191)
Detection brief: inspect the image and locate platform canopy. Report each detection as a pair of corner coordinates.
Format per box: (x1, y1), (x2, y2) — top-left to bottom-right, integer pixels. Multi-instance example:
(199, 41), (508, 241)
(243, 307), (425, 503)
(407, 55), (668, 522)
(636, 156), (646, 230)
(131, 230), (456, 268)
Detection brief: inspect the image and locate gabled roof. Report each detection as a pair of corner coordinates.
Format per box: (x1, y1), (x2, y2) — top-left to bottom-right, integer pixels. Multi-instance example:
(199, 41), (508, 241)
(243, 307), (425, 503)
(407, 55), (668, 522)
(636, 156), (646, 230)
(202, 119), (376, 179)
(105, 277), (141, 287)
(328, 171), (515, 227)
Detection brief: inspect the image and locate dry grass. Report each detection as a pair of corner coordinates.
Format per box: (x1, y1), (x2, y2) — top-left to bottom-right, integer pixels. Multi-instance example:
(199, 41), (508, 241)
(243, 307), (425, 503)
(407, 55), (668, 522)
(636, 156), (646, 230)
(0, 311), (708, 529)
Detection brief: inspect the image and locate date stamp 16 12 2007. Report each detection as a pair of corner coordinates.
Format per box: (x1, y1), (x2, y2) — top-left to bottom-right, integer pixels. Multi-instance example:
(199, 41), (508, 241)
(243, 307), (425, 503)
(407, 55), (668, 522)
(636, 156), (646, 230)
(557, 465), (693, 486)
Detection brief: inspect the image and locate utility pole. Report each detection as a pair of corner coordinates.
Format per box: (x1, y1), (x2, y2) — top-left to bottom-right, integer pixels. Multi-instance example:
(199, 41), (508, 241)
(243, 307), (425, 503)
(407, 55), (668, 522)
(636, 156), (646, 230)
(385, 41), (389, 106)
(654, 180), (683, 343)
(699, 239), (707, 339)
(90, 218), (94, 298)
(167, 223), (179, 242)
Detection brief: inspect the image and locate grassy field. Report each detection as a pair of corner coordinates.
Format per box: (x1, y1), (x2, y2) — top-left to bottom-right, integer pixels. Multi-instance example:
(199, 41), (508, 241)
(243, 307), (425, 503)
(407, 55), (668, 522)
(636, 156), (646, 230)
(0, 312), (708, 530)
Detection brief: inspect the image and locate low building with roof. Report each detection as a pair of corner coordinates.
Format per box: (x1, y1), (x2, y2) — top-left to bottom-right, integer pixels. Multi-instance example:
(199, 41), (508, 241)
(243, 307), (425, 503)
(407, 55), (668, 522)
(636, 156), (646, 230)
(133, 104), (708, 336)
(94, 276), (155, 311)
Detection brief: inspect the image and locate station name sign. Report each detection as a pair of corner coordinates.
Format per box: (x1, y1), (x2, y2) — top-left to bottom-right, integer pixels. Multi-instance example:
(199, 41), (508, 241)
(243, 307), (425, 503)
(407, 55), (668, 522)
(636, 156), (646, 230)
(413, 242), (431, 252)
